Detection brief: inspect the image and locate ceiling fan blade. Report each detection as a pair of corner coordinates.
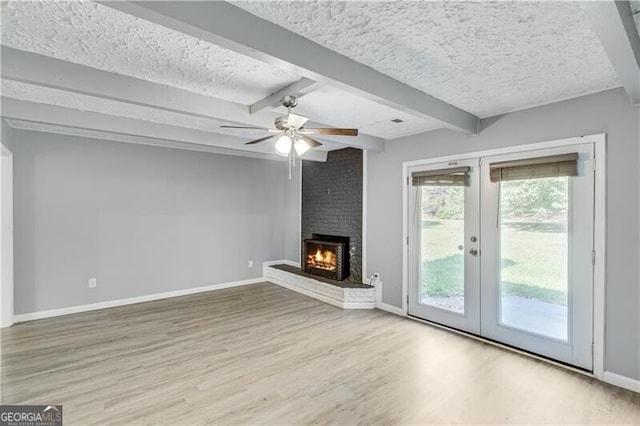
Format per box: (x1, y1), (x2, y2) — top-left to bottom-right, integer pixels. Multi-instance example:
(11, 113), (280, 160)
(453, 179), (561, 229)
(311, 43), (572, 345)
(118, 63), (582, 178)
(299, 128), (358, 136)
(299, 135), (322, 148)
(245, 134), (277, 145)
(221, 125), (279, 132)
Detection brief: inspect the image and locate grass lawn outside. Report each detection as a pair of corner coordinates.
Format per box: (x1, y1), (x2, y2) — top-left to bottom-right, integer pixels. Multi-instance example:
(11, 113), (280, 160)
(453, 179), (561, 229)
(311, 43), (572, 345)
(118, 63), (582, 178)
(421, 219), (568, 306)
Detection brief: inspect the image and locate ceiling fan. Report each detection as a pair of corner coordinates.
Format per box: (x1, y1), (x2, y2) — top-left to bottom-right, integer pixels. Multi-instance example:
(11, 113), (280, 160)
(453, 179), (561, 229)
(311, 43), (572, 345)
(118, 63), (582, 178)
(220, 95), (358, 157)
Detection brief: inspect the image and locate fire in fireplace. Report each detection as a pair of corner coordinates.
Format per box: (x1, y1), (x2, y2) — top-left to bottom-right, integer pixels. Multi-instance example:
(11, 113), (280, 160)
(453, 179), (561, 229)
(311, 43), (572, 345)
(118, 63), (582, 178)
(308, 247), (337, 271)
(303, 234), (350, 281)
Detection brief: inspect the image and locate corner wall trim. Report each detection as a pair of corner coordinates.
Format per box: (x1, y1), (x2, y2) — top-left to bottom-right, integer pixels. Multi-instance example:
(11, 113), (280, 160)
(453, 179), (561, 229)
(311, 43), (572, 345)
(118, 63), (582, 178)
(12, 277), (265, 323)
(603, 371), (640, 393)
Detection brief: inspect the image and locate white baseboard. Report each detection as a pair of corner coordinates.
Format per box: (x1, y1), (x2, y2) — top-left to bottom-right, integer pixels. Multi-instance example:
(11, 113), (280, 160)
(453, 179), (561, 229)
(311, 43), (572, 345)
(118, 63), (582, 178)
(376, 302), (406, 316)
(342, 302), (376, 309)
(13, 277), (265, 323)
(603, 371), (640, 393)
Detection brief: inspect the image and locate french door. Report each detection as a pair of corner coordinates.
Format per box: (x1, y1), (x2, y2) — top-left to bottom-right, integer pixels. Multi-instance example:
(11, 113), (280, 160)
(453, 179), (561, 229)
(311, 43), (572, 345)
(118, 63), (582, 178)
(407, 143), (595, 370)
(407, 158), (481, 334)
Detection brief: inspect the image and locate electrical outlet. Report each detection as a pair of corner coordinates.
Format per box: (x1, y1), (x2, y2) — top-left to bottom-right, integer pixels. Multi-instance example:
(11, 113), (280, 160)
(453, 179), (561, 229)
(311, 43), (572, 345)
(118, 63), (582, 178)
(248, 260), (254, 268)
(88, 278), (97, 288)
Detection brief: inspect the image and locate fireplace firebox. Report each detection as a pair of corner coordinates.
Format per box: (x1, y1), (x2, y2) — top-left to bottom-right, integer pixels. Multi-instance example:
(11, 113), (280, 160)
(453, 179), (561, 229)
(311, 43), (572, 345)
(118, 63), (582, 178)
(303, 234), (350, 281)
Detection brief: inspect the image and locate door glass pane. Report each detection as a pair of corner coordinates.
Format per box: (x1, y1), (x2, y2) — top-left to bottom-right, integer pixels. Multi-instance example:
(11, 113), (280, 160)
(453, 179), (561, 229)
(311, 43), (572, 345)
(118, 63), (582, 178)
(499, 177), (569, 341)
(420, 186), (465, 313)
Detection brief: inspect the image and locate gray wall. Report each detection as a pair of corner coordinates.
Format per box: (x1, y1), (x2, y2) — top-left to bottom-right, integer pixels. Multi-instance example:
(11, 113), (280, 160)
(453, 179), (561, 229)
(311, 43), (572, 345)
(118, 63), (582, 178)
(367, 88), (640, 380)
(302, 148), (363, 282)
(13, 130), (291, 314)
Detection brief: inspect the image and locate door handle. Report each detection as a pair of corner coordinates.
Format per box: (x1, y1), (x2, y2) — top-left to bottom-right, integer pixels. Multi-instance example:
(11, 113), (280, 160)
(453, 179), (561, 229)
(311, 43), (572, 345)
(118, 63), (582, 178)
(469, 248), (478, 256)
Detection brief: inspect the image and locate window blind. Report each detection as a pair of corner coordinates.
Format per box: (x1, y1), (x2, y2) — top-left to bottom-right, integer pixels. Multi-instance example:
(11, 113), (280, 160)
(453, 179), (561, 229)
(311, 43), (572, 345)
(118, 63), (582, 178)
(411, 166), (470, 186)
(489, 153), (579, 183)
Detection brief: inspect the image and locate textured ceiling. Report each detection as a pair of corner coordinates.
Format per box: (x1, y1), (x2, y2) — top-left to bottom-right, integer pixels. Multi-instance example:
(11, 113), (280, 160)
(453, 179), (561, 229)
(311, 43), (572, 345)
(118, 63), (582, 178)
(235, 0), (620, 118)
(0, 0), (628, 148)
(1, 0), (300, 104)
(271, 86), (444, 139)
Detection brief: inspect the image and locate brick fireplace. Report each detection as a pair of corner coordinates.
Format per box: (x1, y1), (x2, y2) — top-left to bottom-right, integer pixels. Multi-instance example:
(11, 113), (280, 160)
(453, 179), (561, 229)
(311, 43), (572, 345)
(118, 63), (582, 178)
(302, 148), (363, 282)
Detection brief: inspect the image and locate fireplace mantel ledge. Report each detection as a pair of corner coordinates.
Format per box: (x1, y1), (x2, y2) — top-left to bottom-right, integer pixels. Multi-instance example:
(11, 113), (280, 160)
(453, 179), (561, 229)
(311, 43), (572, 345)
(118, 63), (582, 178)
(263, 261), (376, 309)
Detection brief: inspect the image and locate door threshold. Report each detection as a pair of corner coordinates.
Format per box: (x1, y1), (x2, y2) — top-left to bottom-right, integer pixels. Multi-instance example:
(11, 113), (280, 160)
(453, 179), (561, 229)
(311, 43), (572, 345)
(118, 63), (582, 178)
(406, 313), (594, 379)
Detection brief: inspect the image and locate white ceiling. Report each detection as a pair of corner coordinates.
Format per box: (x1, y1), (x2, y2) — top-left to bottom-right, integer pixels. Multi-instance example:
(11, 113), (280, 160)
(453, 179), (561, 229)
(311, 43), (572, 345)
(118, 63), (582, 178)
(234, 0), (620, 118)
(0, 0), (299, 104)
(273, 86), (445, 139)
(0, 0), (632, 156)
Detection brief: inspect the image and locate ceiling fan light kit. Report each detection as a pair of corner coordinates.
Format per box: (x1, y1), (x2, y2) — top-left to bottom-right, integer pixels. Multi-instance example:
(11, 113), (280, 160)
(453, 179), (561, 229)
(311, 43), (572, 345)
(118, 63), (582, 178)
(294, 138), (311, 156)
(274, 134), (312, 157)
(275, 134), (293, 156)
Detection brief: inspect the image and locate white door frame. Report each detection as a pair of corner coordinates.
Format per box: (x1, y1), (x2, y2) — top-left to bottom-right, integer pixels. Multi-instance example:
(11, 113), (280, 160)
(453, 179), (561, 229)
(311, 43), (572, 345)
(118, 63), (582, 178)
(0, 143), (14, 328)
(401, 133), (606, 379)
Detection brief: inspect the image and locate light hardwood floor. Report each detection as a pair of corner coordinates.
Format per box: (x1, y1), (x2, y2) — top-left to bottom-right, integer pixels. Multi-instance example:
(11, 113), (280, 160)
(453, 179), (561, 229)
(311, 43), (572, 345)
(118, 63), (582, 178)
(1, 282), (639, 424)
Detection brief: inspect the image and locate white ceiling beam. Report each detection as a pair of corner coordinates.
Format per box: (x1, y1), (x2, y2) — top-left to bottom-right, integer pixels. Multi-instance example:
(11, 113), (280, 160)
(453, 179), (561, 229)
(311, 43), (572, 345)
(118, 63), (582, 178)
(101, 1), (479, 134)
(6, 119), (293, 161)
(580, 0), (640, 105)
(1, 47), (384, 152)
(250, 78), (320, 114)
(0, 97), (329, 162)
(1, 46), (273, 128)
